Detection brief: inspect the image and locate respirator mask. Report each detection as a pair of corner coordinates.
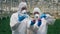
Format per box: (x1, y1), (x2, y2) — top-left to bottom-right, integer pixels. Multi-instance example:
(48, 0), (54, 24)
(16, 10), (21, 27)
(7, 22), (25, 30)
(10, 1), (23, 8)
(34, 12), (40, 19)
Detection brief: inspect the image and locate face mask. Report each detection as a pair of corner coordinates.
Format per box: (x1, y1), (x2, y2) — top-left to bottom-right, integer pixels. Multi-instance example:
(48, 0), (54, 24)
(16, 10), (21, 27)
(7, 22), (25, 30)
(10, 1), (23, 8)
(21, 10), (27, 14)
(34, 14), (40, 20)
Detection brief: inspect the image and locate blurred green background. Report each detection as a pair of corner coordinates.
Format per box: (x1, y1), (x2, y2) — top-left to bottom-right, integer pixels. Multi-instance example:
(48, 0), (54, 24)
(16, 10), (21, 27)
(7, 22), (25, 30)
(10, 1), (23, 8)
(0, 17), (60, 34)
(0, 17), (11, 34)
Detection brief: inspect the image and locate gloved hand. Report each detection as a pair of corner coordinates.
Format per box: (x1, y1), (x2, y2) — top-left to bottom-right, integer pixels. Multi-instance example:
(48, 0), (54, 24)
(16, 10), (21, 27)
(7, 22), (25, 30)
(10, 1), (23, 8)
(37, 19), (41, 27)
(18, 15), (26, 22)
(40, 13), (46, 19)
(23, 14), (28, 18)
(30, 20), (36, 26)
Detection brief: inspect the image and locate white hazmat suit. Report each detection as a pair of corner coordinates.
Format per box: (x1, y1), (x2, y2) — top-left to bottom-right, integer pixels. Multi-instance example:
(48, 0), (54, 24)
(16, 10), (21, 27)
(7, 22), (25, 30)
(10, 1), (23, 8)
(27, 7), (56, 34)
(10, 2), (30, 34)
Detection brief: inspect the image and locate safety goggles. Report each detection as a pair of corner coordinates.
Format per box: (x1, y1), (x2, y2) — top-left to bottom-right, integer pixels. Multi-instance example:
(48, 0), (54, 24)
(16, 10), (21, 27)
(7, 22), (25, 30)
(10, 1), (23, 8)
(34, 12), (39, 15)
(21, 7), (27, 11)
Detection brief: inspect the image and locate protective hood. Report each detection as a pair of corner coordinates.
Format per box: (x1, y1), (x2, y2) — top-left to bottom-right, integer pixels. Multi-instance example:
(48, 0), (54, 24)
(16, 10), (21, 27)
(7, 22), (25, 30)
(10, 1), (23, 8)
(33, 7), (42, 15)
(18, 2), (27, 14)
(33, 7), (42, 19)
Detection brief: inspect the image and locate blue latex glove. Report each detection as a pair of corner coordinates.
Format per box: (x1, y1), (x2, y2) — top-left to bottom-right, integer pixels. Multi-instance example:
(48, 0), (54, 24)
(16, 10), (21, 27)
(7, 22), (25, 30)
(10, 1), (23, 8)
(18, 14), (28, 22)
(30, 20), (35, 26)
(40, 13), (46, 19)
(37, 19), (41, 27)
(18, 15), (26, 22)
(23, 14), (28, 18)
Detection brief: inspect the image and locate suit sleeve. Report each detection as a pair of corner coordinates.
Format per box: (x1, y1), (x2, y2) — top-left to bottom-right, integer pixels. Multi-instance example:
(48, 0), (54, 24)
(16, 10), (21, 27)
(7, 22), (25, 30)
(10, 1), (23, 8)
(10, 14), (20, 31)
(46, 14), (56, 25)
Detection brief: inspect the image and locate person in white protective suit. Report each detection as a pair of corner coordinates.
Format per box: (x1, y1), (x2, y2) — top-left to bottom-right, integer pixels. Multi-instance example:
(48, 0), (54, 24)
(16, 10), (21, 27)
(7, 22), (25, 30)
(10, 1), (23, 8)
(27, 7), (56, 34)
(10, 2), (30, 34)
